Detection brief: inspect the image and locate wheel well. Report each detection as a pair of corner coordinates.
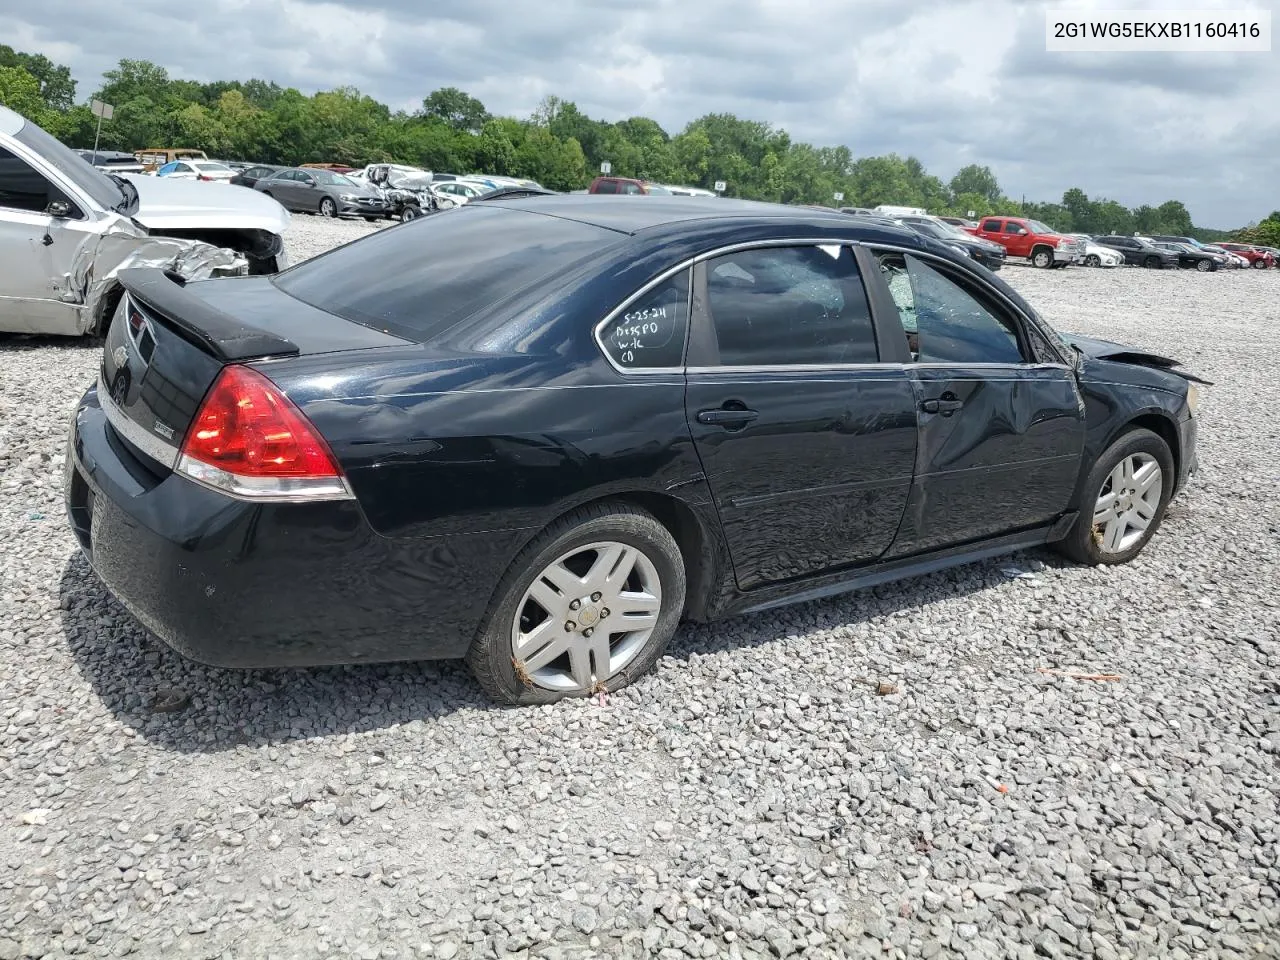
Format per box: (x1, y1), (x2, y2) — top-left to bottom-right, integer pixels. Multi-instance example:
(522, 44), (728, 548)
(94, 283), (125, 337)
(1122, 413), (1180, 480)
(526, 492), (717, 621)
(1031, 244), (1053, 257)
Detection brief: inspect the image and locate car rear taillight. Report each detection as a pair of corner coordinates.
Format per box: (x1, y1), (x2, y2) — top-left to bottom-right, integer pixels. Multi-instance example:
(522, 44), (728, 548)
(176, 365), (352, 502)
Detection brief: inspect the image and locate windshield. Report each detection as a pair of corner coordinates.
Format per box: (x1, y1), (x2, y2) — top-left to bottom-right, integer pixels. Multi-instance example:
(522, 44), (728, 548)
(387, 171), (433, 189)
(907, 221), (949, 241)
(311, 170), (356, 187)
(14, 115), (125, 212)
(1026, 220), (1056, 234)
(645, 184), (672, 195)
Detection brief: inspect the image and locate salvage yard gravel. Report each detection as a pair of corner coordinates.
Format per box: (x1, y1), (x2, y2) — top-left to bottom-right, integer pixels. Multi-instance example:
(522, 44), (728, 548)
(1, 215), (1276, 960)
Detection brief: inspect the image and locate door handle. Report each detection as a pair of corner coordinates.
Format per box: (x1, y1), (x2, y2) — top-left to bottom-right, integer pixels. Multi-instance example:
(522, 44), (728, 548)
(697, 406), (759, 428)
(919, 396), (964, 416)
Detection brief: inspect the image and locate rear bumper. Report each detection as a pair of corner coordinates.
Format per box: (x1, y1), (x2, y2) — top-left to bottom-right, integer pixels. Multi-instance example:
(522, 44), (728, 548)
(64, 386), (513, 668)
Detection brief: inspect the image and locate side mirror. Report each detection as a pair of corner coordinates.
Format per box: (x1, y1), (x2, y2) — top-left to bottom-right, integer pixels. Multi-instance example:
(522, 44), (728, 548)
(46, 199), (73, 218)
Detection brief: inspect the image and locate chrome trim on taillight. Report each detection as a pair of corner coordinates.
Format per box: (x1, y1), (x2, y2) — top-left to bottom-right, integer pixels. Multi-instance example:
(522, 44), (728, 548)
(175, 454), (356, 503)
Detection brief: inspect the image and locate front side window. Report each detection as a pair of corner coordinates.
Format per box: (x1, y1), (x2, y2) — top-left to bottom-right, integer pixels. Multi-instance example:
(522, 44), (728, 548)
(602, 269), (690, 369)
(0, 146), (56, 213)
(876, 252), (1025, 365)
(1003, 221), (1027, 235)
(703, 245), (878, 366)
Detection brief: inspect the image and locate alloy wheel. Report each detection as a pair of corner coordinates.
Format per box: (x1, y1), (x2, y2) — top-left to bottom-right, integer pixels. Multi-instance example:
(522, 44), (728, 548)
(1092, 453), (1163, 555)
(510, 541), (662, 692)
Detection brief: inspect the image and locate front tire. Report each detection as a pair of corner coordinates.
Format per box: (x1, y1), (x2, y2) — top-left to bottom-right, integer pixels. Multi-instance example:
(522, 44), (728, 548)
(1143, 256), (1161, 269)
(1253, 259), (1267, 269)
(319, 197), (338, 218)
(467, 503), (686, 705)
(1055, 428), (1175, 566)
(1085, 254), (1100, 268)
(1031, 247), (1054, 269)
(1195, 258), (1213, 272)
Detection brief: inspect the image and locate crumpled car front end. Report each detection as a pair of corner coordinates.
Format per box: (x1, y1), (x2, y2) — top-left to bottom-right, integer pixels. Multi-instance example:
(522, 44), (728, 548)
(65, 177), (290, 336)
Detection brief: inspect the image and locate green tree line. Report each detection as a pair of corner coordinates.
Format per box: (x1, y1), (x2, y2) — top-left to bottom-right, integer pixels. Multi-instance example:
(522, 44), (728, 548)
(0, 47), (1243, 240)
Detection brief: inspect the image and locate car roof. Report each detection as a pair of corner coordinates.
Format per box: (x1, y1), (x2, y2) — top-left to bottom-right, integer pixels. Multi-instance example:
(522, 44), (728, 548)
(479, 195), (874, 236)
(0, 104), (25, 137)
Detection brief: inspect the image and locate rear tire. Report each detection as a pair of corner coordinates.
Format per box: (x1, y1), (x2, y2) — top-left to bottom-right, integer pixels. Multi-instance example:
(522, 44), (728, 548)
(1054, 427), (1175, 566)
(466, 503), (686, 705)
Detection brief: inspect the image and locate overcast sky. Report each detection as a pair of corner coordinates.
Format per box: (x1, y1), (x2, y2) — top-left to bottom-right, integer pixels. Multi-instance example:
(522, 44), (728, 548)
(3, 0), (1274, 226)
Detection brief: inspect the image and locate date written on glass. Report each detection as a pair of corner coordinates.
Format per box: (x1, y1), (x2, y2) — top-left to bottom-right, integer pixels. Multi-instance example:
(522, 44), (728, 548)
(612, 303), (676, 364)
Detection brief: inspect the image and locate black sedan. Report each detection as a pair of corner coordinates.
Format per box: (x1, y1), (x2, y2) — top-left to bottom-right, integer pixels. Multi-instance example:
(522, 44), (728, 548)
(896, 216), (1006, 271)
(65, 198), (1205, 704)
(1091, 235), (1179, 269)
(229, 163), (284, 189)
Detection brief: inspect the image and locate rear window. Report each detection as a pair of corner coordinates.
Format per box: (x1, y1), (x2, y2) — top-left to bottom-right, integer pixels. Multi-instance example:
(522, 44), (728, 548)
(273, 205), (618, 342)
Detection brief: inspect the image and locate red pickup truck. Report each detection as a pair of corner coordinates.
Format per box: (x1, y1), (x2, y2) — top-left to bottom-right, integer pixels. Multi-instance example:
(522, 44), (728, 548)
(964, 216), (1085, 268)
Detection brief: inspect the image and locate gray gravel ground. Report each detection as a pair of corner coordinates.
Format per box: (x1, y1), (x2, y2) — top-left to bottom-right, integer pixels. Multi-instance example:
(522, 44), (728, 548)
(1, 217), (1277, 960)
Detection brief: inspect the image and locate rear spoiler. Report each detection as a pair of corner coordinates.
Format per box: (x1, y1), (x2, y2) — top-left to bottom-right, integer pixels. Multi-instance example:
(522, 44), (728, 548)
(117, 268), (299, 362)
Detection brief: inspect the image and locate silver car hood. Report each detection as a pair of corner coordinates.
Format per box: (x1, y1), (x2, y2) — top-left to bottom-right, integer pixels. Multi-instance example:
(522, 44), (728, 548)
(122, 173), (290, 234)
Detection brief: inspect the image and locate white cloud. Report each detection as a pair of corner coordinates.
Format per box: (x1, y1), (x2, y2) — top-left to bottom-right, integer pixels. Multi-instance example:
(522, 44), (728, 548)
(3, 0), (1275, 226)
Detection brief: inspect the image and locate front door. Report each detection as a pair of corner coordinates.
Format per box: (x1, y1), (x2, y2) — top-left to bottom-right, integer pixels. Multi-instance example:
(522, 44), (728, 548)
(684, 243), (919, 590)
(0, 145), (91, 335)
(870, 249), (1085, 556)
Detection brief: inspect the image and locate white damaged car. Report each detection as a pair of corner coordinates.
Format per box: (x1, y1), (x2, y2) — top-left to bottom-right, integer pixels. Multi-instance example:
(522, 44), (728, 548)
(1068, 234), (1124, 268)
(0, 105), (289, 337)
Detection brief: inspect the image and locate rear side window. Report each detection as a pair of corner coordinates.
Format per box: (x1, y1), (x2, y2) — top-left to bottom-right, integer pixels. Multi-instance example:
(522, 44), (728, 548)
(274, 205), (618, 342)
(703, 245), (878, 366)
(981, 219), (1002, 232)
(602, 269), (690, 369)
(593, 179), (617, 194)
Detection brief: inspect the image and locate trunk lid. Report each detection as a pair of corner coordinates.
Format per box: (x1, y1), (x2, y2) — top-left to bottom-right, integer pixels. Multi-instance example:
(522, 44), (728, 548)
(98, 269), (409, 474)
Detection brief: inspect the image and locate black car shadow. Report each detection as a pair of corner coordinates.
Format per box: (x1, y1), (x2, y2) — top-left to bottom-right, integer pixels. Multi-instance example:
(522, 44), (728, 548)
(58, 543), (1067, 755)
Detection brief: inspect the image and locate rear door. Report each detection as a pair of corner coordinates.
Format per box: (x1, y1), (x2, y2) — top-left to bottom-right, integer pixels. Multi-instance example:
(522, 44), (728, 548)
(684, 242), (919, 589)
(1002, 220), (1032, 257)
(869, 248), (1085, 555)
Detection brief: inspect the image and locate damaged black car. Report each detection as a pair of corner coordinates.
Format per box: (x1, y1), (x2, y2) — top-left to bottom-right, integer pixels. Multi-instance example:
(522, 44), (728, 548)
(65, 197), (1205, 704)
